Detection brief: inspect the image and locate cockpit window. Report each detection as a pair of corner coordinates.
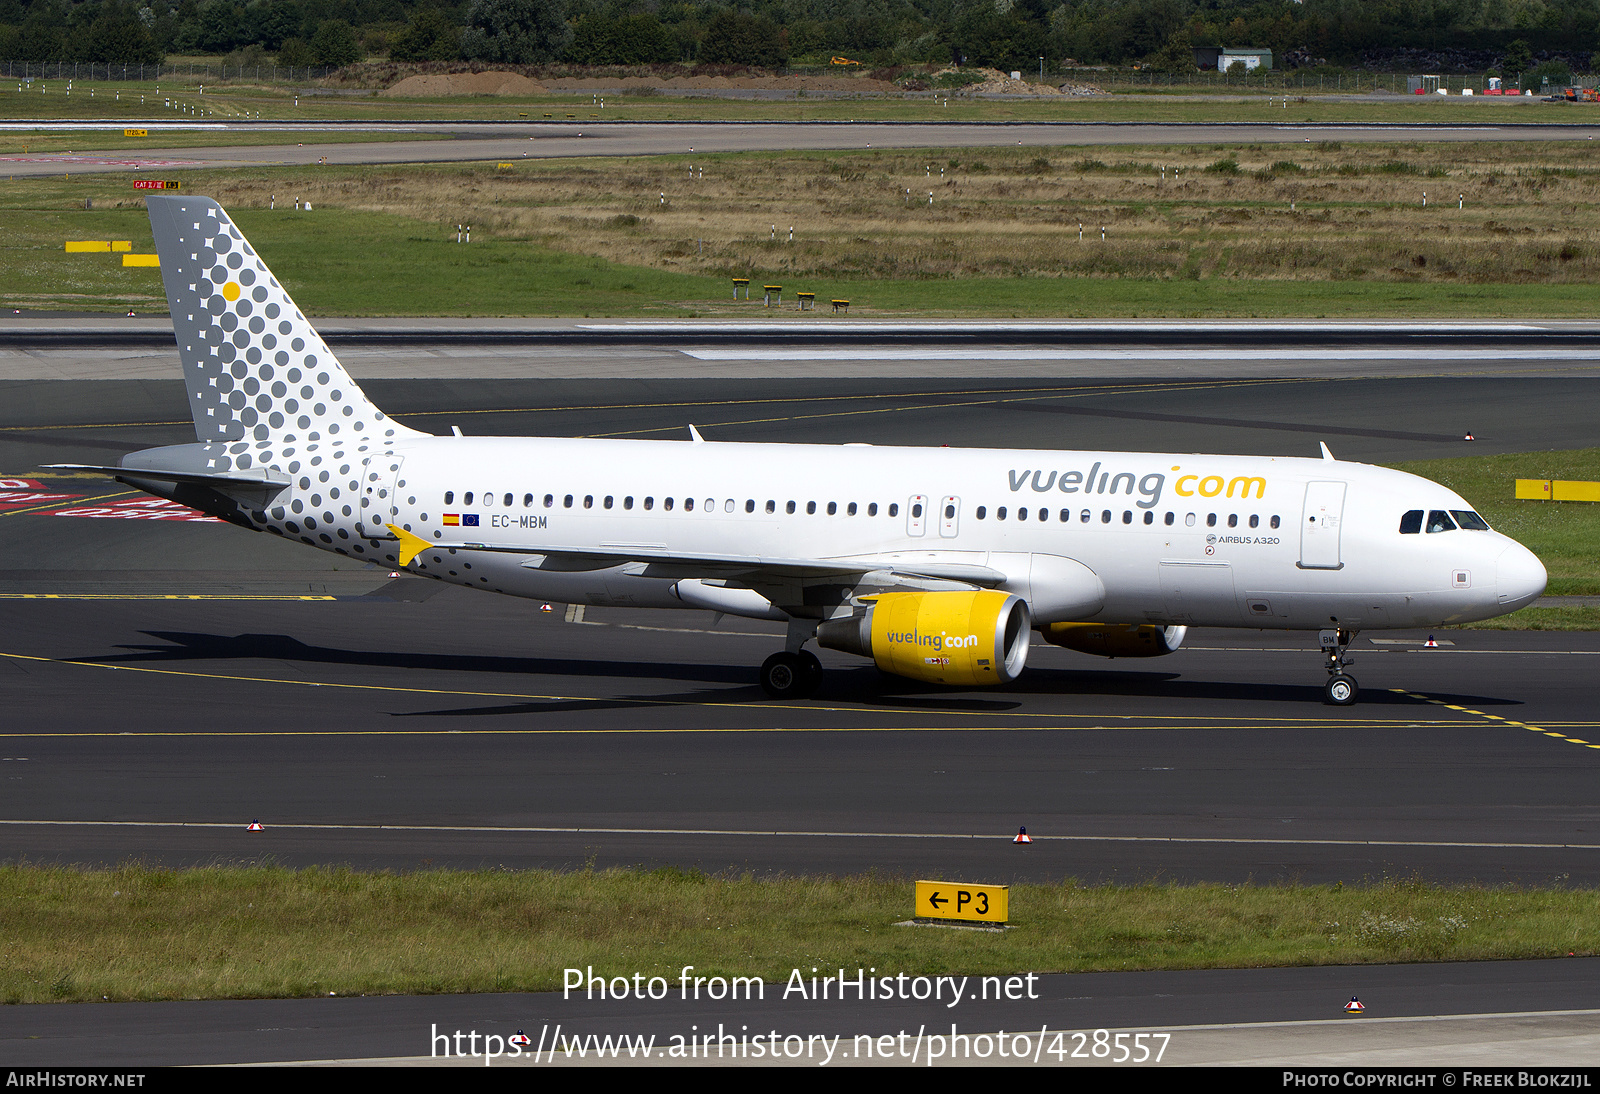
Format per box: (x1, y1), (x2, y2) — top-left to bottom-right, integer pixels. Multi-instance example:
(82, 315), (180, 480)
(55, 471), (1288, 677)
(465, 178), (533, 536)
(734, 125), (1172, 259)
(1426, 510), (1457, 533)
(1451, 510), (1490, 531)
(1399, 510), (1423, 535)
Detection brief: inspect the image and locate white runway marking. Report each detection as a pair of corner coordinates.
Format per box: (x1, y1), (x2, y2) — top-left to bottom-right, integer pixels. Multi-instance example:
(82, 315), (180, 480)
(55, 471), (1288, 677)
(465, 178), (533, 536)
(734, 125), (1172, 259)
(681, 347), (1600, 362)
(3, 818), (1597, 850)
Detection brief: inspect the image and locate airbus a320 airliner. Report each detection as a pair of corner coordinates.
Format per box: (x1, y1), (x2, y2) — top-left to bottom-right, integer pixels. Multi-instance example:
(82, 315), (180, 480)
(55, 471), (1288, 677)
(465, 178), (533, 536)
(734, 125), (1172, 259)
(56, 196), (1547, 705)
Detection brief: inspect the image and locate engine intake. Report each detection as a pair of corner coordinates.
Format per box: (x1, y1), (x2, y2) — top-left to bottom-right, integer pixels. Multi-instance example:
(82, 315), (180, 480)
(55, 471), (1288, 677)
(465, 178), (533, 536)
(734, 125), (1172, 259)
(816, 590), (1030, 686)
(1039, 622), (1187, 658)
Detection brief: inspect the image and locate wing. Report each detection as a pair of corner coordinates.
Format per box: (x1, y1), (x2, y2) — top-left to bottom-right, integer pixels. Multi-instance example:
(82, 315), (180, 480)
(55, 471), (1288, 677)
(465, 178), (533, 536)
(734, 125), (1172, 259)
(384, 524), (1005, 590)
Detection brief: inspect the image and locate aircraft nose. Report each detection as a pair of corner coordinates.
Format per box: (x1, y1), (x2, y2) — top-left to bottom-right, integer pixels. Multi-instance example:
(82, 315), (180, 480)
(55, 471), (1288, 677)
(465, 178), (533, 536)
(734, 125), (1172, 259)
(1496, 542), (1547, 612)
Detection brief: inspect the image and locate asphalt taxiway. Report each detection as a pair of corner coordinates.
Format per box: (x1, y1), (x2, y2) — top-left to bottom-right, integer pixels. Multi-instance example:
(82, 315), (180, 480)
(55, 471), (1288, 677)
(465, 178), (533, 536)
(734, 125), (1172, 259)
(5, 119), (1600, 176)
(4, 330), (1600, 1066)
(2, 349), (1599, 885)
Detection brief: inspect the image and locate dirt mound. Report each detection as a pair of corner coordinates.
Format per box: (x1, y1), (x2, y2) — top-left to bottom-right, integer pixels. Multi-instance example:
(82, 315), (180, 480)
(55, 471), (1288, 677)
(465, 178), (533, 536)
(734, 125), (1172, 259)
(383, 71), (546, 97)
(539, 73), (897, 93)
(935, 66), (1104, 96)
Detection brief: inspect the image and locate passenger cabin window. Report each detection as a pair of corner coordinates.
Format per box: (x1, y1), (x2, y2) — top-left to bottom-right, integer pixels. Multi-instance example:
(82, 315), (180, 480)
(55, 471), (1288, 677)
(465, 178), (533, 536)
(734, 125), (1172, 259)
(504, 493), (513, 507)
(766, 501), (776, 514)
(1080, 510), (1090, 523)
(1426, 510), (1456, 533)
(1164, 512), (1174, 526)
(786, 501), (796, 514)
(523, 494), (534, 507)
(868, 503), (878, 516)
(1206, 513), (1217, 527)
(1144, 511), (1154, 525)
(827, 502), (837, 515)
(685, 497), (695, 511)
(584, 495), (594, 509)
(1270, 515), (1280, 529)
(1452, 510), (1490, 531)
(888, 504), (899, 517)
(624, 496), (634, 510)
(464, 492), (474, 505)
(746, 500), (756, 513)
(563, 495), (573, 508)
(1399, 510), (1424, 534)
(604, 496), (614, 509)
(644, 497), (654, 510)
(976, 506), (987, 519)
(544, 494), (554, 508)
(911, 503), (923, 518)
(444, 491), (454, 504)
(1249, 514), (1259, 528)
(663, 497), (673, 511)
(1227, 514), (1238, 528)
(997, 507), (1008, 520)
(806, 501), (817, 515)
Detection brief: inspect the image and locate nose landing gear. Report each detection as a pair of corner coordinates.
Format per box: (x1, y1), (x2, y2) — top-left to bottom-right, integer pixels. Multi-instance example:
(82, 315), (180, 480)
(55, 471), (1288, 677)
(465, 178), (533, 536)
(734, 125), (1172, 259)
(1320, 627), (1359, 705)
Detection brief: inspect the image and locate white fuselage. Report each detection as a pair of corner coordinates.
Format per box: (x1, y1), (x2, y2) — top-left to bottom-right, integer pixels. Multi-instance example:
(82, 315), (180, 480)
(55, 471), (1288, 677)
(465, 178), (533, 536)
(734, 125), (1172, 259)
(292, 436), (1546, 631)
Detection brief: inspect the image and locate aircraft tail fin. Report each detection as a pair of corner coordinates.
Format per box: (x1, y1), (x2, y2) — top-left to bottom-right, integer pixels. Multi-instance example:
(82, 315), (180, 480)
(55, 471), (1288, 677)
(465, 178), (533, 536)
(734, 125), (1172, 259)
(145, 194), (425, 456)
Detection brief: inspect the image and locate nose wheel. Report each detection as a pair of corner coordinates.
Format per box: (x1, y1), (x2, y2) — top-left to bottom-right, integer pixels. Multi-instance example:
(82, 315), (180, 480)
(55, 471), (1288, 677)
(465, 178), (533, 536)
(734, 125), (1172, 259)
(760, 650), (822, 698)
(1319, 628), (1359, 705)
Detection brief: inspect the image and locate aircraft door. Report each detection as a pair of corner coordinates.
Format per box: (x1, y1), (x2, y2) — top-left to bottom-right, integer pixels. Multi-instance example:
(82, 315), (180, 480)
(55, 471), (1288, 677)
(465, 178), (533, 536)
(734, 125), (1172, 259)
(938, 495), (960, 537)
(907, 494), (928, 536)
(358, 455), (405, 538)
(1299, 481), (1347, 570)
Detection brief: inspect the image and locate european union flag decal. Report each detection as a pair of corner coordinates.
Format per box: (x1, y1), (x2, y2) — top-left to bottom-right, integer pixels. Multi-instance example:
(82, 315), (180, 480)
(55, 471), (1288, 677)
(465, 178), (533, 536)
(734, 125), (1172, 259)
(462, 513), (480, 527)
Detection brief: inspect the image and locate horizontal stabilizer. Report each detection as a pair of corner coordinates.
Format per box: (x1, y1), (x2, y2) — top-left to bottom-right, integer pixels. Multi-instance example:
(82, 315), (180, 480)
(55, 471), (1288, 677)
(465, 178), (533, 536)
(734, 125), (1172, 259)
(44, 463), (292, 489)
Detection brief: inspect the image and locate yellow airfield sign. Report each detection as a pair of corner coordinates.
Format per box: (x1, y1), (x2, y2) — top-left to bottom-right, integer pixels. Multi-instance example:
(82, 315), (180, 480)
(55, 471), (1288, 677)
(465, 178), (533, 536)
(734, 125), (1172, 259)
(915, 880), (1008, 924)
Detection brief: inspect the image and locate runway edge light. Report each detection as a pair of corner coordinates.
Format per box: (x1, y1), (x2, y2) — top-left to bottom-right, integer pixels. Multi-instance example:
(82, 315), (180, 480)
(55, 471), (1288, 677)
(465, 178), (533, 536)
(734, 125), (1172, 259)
(1013, 826), (1032, 844)
(1345, 996), (1365, 1014)
(247, 820), (263, 831)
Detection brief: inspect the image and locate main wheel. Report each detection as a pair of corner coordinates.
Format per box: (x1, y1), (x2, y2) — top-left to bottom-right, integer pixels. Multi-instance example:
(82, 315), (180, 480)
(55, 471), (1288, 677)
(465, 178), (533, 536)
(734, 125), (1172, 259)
(761, 652), (817, 698)
(1324, 673), (1359, 706)
(797, 650), (822, 691)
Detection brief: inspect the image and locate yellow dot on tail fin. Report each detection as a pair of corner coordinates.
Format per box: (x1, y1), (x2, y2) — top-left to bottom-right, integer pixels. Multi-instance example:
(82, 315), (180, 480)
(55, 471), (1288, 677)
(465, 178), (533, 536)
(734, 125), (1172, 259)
(222, 282), (240, 301)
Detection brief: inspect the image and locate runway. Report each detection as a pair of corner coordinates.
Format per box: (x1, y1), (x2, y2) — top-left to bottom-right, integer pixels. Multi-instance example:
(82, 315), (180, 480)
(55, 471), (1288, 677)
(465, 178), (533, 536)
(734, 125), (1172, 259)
(3, 353), (1599, 885)
(5, 119), (1600, 175)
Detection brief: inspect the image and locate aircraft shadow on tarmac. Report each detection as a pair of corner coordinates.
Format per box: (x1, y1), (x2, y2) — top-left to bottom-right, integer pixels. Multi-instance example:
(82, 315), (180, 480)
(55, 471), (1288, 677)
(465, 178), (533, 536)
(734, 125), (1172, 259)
(80, 630), (1521, 716)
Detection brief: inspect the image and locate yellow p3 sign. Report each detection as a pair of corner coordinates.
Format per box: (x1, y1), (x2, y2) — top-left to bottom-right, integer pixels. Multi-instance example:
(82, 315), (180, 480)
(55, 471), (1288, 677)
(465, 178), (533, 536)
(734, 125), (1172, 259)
(916, 880), (1008, 924)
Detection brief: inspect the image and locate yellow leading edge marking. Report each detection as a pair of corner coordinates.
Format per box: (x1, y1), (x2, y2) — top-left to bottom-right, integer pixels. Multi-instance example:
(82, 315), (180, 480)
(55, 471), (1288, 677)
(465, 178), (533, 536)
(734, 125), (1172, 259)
(387, 524), (430, 567)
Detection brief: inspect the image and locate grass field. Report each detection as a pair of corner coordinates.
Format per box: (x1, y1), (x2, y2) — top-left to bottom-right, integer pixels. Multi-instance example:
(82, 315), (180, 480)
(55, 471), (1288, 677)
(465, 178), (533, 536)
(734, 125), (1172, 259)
(5, 864), (1598, 1003)
(9, 138), (1600, 318)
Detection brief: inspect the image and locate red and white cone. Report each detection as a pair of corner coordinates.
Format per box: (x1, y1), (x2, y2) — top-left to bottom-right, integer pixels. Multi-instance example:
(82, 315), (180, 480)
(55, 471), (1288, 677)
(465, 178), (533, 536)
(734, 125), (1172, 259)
(1345, 996), (1365, 1014)
(387, 571), (401, 579)
(510, 1030), (532, 1049)
(1425, 635), (1439, 648)
(1464, 432), (1475, 441)
(247, 820), (263, 831)
(540, 603), (553, 612)
(1013, 826), (1032, 844)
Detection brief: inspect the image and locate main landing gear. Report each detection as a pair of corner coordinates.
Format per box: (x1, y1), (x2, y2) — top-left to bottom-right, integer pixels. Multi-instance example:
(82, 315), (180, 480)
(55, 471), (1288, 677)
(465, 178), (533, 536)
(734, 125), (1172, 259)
(760, 650), (822, 698)
(1320, 627), (1359, 705)
(760, 618), (824, 698)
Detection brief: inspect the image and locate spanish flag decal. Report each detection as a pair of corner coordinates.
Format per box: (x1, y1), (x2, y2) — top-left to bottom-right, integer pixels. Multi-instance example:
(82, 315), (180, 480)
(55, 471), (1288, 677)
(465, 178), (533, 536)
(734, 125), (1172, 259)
(443, 514), (460, 526)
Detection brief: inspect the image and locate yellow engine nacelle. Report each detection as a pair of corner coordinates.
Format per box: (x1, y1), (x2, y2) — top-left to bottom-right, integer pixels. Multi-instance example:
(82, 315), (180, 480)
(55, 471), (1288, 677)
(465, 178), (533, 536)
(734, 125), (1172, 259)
(816, 590), (1030, 685)
(1039, 622), (1187, 658)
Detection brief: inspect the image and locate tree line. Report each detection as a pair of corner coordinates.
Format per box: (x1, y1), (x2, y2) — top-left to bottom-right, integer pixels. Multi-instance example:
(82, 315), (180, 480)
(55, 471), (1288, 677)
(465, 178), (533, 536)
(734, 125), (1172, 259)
(3, 0), (1597, 73)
